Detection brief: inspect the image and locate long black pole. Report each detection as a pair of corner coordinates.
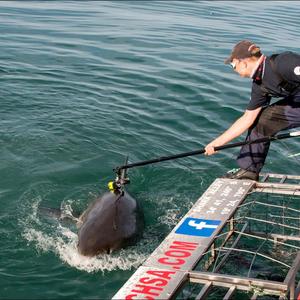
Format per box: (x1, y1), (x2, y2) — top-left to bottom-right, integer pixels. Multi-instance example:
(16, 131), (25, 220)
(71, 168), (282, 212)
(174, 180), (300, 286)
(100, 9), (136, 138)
(114, 131), (300, 173)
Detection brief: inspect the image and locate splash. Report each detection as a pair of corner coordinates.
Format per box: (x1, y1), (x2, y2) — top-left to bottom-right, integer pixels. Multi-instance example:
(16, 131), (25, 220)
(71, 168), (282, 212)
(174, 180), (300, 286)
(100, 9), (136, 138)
(155, 194), (194, 229)
(20, 188), (185, 273)
(288, 152), (300, 158)
(23, 226), (148, 273)
(158, 208), (180, 227)
(21, 198), (148, 273)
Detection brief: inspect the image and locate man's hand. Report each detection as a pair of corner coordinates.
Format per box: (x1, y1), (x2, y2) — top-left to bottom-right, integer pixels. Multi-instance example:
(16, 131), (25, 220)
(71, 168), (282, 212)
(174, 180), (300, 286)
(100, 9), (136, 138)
(204, 108), (262, 156)
(204, 142), (219, 155)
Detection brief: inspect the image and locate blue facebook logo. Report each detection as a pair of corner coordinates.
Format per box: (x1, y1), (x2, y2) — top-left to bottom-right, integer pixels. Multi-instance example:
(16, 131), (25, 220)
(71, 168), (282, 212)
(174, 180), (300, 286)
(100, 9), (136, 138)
(175, 217), (221, 237)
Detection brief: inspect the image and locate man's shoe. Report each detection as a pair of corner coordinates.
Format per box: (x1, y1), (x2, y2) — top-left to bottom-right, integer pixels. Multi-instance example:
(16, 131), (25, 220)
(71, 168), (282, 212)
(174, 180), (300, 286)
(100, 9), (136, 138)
(223, 168), (259, 181)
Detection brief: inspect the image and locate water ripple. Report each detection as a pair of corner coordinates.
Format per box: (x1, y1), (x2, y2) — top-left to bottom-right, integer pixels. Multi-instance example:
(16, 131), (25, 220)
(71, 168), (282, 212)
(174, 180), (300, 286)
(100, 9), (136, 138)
(1, 1), (300, 299)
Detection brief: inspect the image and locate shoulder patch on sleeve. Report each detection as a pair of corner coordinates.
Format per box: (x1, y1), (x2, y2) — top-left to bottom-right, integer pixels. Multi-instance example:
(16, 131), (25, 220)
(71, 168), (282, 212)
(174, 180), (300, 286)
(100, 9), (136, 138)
(294, 66), (300, 75)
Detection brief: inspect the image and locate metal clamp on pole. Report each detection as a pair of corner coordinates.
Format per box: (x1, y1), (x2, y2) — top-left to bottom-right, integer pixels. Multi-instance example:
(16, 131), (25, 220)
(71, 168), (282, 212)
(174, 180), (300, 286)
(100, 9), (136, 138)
(108, 157), (130, 194)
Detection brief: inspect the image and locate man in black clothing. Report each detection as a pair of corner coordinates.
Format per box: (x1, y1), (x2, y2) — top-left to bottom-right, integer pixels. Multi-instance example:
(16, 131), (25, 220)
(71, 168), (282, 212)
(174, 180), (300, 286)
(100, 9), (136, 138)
(205, 40), (300, 180)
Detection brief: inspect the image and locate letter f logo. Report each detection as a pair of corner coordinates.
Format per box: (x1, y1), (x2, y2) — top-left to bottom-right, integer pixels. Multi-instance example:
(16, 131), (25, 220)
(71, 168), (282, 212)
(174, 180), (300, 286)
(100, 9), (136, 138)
(188, 220), (219, 230)
(175, 218), (221, 237)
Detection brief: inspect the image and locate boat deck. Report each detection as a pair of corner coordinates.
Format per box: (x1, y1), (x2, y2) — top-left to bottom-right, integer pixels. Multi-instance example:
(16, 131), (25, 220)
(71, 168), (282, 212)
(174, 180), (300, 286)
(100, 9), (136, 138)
(113, 174), (300, 299)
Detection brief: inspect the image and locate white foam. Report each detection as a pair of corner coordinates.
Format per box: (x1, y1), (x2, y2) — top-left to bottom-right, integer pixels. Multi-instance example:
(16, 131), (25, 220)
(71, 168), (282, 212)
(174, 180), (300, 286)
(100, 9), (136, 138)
(60, 200), (80, 222)
(23, 224), (148, 273)
(288, 152), (300, 158)
(156, 195), (194, 228)
(21, 193), (190, 273)
(158, 208), (180, 227)
(21, 198), (148, 273)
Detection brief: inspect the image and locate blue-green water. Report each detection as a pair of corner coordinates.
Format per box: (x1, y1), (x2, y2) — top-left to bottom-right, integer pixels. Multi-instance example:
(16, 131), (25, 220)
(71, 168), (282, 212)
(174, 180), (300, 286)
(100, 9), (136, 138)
(1, 1), (300, 299)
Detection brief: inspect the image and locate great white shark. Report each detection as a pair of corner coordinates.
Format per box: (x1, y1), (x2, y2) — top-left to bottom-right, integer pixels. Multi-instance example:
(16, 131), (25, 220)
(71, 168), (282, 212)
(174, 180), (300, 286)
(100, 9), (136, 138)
(39, 190), (144, 256)
(77, 190), (144, 256)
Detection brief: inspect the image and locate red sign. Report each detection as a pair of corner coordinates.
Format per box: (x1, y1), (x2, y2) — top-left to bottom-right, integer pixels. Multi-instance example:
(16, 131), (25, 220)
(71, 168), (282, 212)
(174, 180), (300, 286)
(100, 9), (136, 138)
(124, 240), (199, 299)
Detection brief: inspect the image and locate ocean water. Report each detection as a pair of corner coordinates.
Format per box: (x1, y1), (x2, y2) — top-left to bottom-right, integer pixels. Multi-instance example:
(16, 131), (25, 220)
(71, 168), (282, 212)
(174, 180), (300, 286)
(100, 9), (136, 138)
(1, 1), (300, 299)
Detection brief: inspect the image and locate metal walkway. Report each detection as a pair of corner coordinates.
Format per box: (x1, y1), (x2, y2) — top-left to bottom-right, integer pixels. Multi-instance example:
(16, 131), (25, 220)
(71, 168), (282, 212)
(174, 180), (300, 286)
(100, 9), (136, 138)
(113, 174), (300, 299)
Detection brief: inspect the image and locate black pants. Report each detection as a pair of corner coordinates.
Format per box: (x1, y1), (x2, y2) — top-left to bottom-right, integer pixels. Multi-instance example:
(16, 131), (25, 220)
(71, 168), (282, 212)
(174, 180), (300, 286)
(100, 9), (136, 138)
(237, 95), (300, 173)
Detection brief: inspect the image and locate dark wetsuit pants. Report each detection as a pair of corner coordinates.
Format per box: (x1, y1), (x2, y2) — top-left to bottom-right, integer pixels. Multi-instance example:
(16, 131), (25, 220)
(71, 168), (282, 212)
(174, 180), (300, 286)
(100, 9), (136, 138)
(237, 94), (300, 174)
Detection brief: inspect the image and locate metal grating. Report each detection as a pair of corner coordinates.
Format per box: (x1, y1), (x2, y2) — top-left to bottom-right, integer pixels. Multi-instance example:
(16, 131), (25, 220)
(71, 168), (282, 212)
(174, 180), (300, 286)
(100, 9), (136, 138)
(113, 174), (300, 300)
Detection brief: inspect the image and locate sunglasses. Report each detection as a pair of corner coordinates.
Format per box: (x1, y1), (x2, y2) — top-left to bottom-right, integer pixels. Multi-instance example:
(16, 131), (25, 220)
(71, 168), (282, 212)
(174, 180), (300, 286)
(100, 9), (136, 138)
(230, 61), (237, 70)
